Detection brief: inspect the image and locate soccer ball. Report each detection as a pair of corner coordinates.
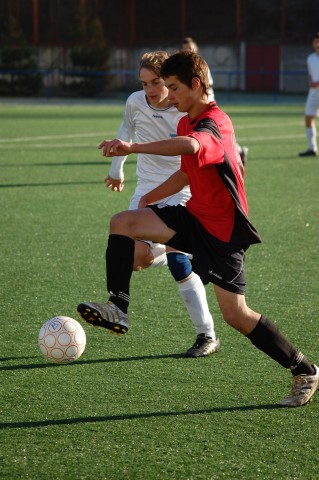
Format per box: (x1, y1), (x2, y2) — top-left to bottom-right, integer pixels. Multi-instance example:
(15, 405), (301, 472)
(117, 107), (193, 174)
(38, 316), (86, 364)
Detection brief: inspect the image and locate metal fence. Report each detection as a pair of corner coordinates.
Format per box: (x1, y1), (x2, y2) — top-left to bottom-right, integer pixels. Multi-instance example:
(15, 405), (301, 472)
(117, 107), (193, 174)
(0, 68), (308, 101)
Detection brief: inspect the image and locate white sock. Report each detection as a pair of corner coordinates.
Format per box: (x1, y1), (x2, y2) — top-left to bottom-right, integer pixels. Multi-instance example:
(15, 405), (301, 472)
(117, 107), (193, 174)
(306, 126), (317, 152)
(312, 124), (318, 152)
(178, 273), (216, 340)
(149, 244), (168, 268)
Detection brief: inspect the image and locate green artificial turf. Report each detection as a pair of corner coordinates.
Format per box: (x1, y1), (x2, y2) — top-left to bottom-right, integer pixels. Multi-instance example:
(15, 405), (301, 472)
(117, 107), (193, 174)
(0, 100), (318, 480)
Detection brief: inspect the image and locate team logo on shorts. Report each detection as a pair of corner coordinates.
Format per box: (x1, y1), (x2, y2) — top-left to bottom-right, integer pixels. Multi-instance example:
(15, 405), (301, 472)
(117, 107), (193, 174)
(208, 270), (222, 280)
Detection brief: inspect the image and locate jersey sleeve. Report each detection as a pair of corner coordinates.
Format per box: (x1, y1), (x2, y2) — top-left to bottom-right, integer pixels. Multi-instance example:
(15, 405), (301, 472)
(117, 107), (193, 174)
(108, 97), (136, 179)
(188, 118), (224, 167)
(307, 55), (312, 80)
(207, 67), (215, 101)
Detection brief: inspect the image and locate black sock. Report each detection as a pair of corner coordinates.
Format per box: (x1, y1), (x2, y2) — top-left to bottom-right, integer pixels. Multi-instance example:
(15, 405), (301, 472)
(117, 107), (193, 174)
(246, 315), (315, 375)
(106, 234), (135, 314)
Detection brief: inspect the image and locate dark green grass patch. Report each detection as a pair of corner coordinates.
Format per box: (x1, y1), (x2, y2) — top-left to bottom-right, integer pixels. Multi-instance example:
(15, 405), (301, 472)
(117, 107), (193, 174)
(0, 102), (318, 480)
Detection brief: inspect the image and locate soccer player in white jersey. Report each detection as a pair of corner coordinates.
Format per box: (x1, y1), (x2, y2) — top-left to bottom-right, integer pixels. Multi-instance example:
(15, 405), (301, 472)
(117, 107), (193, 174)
(299, 32), (319, 157)
(102, 51), (220, 357)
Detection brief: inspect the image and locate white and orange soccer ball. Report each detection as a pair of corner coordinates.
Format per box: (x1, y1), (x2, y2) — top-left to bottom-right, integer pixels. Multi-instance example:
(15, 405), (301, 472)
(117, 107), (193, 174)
(38, 316), (86, 364)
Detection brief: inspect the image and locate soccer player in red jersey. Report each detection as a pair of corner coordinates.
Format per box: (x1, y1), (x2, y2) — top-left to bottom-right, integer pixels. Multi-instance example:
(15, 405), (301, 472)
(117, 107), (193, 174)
(78, 51), (318, 407)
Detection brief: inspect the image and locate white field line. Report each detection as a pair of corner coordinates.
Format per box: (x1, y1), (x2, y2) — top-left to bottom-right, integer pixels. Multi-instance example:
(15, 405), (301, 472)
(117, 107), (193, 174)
(237, 133), (305, 142)
(0, 133), (305, 148)
(0, 122), (304, 148)
(0, 131), (115, 143)
(0, 121), (302, 142)
(0, 142), (102, 148)
(234, 122), (303, 129)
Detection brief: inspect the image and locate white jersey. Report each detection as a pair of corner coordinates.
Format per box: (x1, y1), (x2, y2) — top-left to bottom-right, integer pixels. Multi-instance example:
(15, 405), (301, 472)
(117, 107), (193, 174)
(305, 52), (319, 116)
(307, 52), (319, 83)
(109, 90), (191, 206)
(207, 67), (214, 101)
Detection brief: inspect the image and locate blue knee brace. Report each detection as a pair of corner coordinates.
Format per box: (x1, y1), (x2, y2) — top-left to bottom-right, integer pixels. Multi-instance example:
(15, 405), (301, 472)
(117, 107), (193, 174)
(167, 252), (192, 282)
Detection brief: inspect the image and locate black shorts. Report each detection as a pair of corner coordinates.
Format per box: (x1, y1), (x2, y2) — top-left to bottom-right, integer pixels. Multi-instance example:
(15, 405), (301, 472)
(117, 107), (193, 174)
(148, 204), (247, 294)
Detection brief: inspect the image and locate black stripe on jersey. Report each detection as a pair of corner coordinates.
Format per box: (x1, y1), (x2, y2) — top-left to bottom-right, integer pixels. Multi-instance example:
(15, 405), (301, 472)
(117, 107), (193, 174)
(192, 115), (261, 246)
(215, 155), (261, 246)
(192, 116), (239, 202)
(193, 118), (222, 140)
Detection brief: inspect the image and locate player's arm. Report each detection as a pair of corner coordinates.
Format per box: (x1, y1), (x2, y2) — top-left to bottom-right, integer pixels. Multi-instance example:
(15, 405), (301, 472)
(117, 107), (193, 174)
(100, 100), (135, 192)
(307, 73), (319, 88)
(102, 124), (127, 191)
(306, 58), (319, 88)
(100, 136), (200, 157)
(138, 170), (189, 208)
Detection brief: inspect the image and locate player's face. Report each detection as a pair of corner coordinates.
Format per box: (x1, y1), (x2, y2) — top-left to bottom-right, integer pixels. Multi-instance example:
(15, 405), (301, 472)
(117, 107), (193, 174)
(139, 68), (169, 108)
(181, 41), (198, 53)
(313, 38), (319, 53)
(165, 75), (198, 116)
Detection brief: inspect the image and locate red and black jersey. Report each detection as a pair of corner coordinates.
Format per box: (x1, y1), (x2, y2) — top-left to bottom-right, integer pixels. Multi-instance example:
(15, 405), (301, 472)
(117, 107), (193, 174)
(178, 102), (261, 246)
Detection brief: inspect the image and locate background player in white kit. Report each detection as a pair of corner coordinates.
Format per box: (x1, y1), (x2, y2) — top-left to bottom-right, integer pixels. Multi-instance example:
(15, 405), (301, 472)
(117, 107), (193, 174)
(299, 32), (319, 157)
(103, 51), (220, 357)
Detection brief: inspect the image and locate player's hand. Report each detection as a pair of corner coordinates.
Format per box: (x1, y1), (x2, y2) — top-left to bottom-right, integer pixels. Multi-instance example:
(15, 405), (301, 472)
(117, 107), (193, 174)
(138, 196), (148, 208)
(104, 175), (124, 192)
(98, 139), (132, 157)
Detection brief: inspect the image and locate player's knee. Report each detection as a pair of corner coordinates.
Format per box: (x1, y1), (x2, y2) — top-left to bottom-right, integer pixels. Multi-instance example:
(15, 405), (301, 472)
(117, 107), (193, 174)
(167, 251), (192, 282)
(133, 241), (153, 271)
(221, 307), (250, 334)
(110, 211), (140, 236)
(109, 211), (128, 233)
(222, 310), (238, 327)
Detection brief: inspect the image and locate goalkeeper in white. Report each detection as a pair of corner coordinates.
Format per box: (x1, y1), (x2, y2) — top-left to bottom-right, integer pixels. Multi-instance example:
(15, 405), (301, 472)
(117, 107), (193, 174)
(103, 51), (220, 357)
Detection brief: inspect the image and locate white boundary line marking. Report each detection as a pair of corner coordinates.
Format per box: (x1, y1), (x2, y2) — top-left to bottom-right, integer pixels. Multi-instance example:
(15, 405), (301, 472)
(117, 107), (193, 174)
(0, 132), (115, 143)
(0, 121), (303, 143)
(0, 121), (305, 148)
(234, 122), (303, 129)
(0, 134), (305, 148)
(0, 143), (101, 149)
(237, 134), (305, 141)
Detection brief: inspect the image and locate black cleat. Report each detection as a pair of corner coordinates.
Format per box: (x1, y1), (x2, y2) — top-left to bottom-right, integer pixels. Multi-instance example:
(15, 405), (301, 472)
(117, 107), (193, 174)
(185, 334), (221, 358)
(77, 301), (129, 335)
(298, 149), (318, 157)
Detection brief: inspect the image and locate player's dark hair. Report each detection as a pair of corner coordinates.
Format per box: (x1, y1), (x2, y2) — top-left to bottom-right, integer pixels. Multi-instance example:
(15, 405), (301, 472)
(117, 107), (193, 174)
(160, 50), (210, 96)
(139, 51), (169, 78)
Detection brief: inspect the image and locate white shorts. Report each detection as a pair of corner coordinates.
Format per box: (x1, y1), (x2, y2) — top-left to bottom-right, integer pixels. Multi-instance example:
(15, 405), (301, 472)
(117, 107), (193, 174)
(128, 190), (190, 210)
(305, 88), (319, 116)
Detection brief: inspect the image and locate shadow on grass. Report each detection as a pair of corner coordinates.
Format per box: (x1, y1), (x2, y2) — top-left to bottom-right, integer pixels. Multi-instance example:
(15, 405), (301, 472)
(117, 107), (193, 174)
(0, 355), (40, 362)
(0, 403), (285, 430)
(0, 353), (185, 371)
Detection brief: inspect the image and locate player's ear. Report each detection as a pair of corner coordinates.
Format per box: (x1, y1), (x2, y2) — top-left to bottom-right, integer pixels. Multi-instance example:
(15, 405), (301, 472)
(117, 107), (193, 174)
(191, 77), (201, 90)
